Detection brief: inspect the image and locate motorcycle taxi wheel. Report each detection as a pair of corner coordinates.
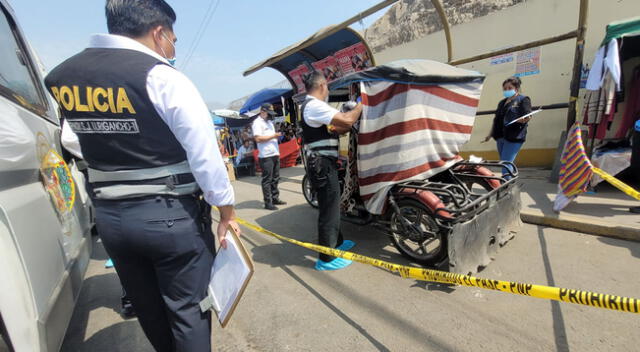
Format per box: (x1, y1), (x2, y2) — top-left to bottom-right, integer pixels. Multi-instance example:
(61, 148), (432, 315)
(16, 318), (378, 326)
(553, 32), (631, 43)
(388, 199), (447, 265)
(302, 174), (318, 208)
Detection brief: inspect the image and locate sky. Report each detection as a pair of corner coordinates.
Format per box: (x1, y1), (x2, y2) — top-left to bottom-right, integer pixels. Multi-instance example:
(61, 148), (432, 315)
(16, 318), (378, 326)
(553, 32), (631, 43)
(8, 0), (386, 109)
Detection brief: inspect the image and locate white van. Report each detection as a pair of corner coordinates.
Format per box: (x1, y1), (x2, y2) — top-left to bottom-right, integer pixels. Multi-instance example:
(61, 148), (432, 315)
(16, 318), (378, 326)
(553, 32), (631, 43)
(0, 1), (94, 351)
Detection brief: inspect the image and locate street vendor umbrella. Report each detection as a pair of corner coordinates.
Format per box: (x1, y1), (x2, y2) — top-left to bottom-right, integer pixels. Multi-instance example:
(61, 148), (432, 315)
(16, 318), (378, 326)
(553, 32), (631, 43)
(239, 88), (293, 115)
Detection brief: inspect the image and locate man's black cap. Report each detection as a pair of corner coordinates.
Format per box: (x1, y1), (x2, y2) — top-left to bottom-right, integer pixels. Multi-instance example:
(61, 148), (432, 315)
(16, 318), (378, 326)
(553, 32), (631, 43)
(261, 103), (276, 116)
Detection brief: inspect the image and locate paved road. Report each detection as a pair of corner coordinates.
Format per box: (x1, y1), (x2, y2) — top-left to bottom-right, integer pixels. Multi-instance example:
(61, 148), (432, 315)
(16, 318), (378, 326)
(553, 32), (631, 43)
(62, 166), (640, 352)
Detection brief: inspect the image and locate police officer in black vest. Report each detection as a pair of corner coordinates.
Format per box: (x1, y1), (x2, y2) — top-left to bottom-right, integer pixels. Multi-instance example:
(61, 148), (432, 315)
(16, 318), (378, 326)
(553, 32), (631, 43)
(300, 71), (363, 271)
(45, 1), (240, 351)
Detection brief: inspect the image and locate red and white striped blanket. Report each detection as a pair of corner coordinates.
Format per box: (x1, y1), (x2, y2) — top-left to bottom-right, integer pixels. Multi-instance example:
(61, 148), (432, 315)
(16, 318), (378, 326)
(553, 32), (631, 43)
(358, 81), (483, 214)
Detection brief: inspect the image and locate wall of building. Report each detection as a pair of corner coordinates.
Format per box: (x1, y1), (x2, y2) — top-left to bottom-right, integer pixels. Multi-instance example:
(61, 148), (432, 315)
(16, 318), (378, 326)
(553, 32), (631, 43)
(372, 0), (640, 166)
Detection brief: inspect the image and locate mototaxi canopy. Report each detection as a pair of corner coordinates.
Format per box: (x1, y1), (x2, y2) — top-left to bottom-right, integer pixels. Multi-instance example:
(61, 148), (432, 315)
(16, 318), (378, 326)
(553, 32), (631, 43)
(243, 25), (375, 95)
(328, 59), (485, 90)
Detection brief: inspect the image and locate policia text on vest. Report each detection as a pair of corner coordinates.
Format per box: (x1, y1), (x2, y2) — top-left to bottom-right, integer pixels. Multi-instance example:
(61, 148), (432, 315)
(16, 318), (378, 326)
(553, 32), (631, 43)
(50, 85), (136, 114)
(49, 85), (138, 134)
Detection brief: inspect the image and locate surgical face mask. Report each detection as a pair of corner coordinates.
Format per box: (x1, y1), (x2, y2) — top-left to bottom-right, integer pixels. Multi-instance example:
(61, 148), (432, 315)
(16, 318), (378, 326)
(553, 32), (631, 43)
(160, 32), (177, 66)
(503, 89), (516, 98)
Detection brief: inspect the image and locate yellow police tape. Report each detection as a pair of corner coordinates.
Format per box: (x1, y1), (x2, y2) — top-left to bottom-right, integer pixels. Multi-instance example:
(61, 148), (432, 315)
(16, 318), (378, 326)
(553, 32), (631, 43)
(235, 217), (640, 314)
(593, 167), (640, 201)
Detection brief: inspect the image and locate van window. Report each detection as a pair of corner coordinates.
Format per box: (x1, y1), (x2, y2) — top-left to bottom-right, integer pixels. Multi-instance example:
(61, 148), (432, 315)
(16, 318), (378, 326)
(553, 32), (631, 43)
(0, 6), (47, 114)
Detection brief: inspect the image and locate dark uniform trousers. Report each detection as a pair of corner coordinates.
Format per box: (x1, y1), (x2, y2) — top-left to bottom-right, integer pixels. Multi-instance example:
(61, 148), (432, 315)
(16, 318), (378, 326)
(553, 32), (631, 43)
(309, 156), (344, 262)
(259, 155), (280, 203)
(94, 195), (214, 352)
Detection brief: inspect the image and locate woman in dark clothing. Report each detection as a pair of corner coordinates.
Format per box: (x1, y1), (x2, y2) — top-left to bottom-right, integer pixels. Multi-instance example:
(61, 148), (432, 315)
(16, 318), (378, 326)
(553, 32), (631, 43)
(484, 76), (532, 177)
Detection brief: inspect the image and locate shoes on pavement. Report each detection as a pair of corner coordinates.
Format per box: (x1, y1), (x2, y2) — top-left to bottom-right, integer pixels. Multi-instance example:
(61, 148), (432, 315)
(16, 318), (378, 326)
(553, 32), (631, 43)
(315, 257), (352, 271)
(273, 199), (287, 205)
(120, 294), (136, 319)
(105, 258), (114, 268)
(264, 203), (278, 211)
(630, 206), (640, 214)
(336, 240), (355, 251)
(120, 301), (136, 319)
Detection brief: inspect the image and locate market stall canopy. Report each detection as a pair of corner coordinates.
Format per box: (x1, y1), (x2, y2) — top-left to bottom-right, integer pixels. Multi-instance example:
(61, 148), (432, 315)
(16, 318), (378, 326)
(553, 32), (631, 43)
(211, 109), (250, 127)
(211, 114), (225, 126)
(329, 59), (485, 90)
(226, 116), (257, 129)
(239, 88), (293, 115)
(602, 16), (640, 46)
(213, 109), (242, 119)
(243, 25), (374, 94)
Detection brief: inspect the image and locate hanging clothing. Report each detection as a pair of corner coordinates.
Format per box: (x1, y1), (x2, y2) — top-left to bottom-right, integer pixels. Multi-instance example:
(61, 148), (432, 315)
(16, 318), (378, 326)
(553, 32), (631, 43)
(582, 39), (622, 140)
(582, 73), (617, 139)
(585, 39), (622, 91)
(615, 66), (640, 138)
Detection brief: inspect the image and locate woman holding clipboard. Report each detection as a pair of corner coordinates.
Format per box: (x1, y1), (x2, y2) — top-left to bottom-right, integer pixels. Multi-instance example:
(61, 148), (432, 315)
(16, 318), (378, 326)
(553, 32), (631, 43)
(484, 76), (532, 178)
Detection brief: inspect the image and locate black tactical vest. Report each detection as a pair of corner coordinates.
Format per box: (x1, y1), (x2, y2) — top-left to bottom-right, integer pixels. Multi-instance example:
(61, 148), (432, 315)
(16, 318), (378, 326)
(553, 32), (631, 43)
(301, 97), (339, 158)
(45, 48), (187, 171)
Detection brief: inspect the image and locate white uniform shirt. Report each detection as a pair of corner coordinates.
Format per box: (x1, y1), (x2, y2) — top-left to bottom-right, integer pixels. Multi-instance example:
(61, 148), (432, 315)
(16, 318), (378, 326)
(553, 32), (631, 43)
(79, 34), (234, 206)
(251, 117), (279, 158)
(61, 119), (83, 159)
(303, 95), (339, 128)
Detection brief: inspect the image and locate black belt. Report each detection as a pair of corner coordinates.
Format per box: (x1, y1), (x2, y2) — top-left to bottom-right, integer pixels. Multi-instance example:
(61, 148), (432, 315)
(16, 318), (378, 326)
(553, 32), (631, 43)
(91, 173), (196, 188)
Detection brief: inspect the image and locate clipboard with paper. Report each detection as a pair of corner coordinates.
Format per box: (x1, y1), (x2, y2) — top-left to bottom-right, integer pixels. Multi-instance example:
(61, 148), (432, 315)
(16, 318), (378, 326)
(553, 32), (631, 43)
(199, 228), (254, 328)
(506, 108), (543, 126)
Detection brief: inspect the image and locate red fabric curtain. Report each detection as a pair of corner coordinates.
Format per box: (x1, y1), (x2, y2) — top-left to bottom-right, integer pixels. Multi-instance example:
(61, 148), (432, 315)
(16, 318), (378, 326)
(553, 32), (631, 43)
(252, 139), (300, 170)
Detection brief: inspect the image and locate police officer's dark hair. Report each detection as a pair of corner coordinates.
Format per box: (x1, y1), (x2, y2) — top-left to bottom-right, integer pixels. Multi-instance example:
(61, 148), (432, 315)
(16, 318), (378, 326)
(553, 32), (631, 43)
(303, 70), (327, 92)
(106, 0), (176, 37)
(502, 76), (522, 90)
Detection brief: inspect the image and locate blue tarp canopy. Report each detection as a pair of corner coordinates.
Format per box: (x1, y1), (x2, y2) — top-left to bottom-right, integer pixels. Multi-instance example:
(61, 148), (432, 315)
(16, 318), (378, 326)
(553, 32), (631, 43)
(212, 115), (254, 128)
(239, 88), (293, 114)
(212, 114), (225, 126)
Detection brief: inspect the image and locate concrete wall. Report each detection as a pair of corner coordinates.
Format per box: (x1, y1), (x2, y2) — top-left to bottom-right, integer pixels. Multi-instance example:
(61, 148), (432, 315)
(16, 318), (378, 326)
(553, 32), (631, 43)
(372, 0), (640, 166)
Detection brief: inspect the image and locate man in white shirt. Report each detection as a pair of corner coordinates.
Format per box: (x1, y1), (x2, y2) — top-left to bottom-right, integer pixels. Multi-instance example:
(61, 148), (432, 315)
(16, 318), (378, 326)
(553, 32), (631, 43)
(45, 1), (239, 350)
(234, 139), (255, 176)
(234, 139), (254, 166)
(252, 103), (286, 210)
(300, 71), (362, 271)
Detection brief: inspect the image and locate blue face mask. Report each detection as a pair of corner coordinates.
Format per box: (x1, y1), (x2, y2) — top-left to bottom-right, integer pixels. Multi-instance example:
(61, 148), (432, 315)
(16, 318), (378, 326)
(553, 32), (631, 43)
(161, 33), (177, 67)
(503, 89), (516, 98)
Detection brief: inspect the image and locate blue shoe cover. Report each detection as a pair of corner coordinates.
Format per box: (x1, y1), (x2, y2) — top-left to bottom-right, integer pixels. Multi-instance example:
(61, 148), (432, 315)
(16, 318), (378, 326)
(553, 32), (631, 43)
(336, 240), (355, 251)
(315, 257), (352, 271)
(105, 258), (114, 268)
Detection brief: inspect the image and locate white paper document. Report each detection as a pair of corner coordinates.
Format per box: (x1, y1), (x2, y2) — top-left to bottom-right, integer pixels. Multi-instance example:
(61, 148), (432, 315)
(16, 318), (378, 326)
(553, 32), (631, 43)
(200, 230), (253, 327)
(506, 108), (543, 126)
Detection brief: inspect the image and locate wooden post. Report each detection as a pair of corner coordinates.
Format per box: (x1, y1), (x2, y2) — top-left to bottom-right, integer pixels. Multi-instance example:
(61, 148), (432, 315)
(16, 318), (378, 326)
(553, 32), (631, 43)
(566, 0), (589, 130)
(449, 30), (578, 66)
